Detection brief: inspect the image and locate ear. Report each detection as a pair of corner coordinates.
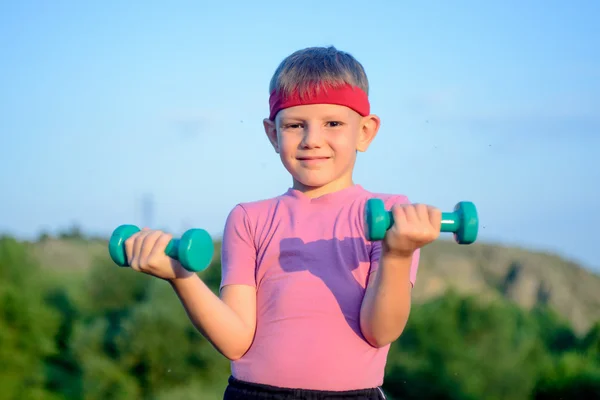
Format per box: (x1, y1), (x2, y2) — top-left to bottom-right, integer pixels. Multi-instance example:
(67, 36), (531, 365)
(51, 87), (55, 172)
(356, 114), (381, 152)
(263, 118), (279, 153)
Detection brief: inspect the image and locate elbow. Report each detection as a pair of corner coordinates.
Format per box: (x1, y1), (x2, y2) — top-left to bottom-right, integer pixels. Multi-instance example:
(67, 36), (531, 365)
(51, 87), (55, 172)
(374, 335), (396, 348)
(226, 352), (244, 361)
(363, 331), (400, 348)
(223, 346), (249, 361)
(361, 321), (395, 348)
(222, 334), (254, 361)
(361, 315), (410, 348)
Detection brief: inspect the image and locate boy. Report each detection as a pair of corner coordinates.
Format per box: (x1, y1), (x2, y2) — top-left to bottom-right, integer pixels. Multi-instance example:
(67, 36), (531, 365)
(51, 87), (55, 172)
(124, 46), (441, 399)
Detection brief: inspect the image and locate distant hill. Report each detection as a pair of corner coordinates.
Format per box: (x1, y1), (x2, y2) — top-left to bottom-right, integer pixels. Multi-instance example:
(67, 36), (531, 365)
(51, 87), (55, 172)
(414, 240), (600, 334)
(31, 237), (600, 335)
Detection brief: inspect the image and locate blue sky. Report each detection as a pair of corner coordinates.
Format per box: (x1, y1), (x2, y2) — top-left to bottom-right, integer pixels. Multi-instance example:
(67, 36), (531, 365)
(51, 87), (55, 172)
(1, 0), (599, 271)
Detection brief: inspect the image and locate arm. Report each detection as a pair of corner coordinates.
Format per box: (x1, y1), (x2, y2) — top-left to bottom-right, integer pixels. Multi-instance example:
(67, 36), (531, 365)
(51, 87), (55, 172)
(360, 197), (431, 348)
(360, 196), (428, 347)
(171, 204), (258, 361)
(359, 252), (414, 348)
(169, 276), (256, 360)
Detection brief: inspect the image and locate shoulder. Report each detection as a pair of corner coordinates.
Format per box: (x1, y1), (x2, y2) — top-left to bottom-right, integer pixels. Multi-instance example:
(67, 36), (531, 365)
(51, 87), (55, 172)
(222, 193), (291, 253)
(227, 193), (286, 220)
(359, 186), (411, 208)
(224, 192), (290, 233)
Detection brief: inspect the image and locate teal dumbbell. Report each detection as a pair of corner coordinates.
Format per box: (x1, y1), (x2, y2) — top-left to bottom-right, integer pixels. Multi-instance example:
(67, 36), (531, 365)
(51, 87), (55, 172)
(108, 225), (214, 272)
(365, 199), (479, 245)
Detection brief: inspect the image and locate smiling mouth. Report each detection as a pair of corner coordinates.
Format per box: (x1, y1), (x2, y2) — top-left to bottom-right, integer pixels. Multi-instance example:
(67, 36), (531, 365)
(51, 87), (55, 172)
(296, 156), (330, 161)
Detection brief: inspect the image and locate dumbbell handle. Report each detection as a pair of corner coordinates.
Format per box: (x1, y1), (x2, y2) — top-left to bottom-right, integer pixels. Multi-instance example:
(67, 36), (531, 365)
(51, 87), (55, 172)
(160, 238), (181, 261)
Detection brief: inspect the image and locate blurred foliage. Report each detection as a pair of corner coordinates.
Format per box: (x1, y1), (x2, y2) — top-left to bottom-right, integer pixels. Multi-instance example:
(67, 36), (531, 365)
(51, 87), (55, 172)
(0, 235), (599, 399)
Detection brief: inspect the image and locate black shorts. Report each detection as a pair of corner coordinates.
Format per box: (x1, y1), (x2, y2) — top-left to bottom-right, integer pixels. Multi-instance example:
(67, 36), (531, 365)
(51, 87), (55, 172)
(223, 376), (387, 400)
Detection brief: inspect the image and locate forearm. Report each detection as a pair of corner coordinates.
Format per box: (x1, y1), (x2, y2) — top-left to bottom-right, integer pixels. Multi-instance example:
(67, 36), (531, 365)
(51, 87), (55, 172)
(169, 274), (254, 360)
(360, 253), (413, 348)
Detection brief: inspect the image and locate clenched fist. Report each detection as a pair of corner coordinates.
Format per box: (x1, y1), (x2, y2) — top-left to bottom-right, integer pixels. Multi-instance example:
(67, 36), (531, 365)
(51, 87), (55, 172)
(383, 203), (442, 258)
(124, 228), (193, 281)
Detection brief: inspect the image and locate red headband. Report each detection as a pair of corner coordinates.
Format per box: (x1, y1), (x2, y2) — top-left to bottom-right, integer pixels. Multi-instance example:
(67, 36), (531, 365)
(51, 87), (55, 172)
(268, 83), (370, 121)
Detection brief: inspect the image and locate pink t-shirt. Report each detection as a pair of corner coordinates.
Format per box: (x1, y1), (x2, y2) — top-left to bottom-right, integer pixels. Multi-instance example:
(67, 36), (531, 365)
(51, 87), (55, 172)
(219, 184), (419, 391)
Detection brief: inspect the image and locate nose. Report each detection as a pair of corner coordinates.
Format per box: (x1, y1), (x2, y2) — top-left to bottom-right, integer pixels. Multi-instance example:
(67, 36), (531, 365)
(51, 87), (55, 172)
(300, 124), (323, 149)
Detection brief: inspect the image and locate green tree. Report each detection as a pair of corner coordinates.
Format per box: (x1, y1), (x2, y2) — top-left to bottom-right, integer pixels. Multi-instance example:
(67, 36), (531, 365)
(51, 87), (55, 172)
(384, 291), (547, 400)
(580, 321), (600, 357)
(67, 254), (230, 399)
(114, 280), (230, 397)
(533, 351), (600, 399)
(0, 236), (61, 399)
(530, 307), (578, 354)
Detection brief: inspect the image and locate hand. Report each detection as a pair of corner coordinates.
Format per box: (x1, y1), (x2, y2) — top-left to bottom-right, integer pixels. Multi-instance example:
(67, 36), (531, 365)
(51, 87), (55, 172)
(383, 203), (442, 258)
(124, 228), (193, 281)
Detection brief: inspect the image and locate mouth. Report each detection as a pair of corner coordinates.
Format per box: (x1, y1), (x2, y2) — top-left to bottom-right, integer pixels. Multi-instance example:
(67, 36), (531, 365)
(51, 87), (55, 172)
(296, 156), (330, 161)
(296, 156), (330, 168)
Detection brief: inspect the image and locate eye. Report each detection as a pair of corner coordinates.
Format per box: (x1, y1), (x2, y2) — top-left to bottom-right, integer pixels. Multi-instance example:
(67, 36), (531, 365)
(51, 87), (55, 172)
(327, 121), (343, 127)
(283, 123), (303, 129)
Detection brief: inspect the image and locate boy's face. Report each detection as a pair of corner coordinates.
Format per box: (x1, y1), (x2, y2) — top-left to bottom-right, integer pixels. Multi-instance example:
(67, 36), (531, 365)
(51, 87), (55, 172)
(263, 104), (380, 196)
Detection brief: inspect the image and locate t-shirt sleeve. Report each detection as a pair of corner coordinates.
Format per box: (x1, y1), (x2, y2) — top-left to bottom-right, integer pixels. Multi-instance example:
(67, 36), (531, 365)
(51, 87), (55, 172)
(368, 195), (420, 287)
(220, 204), (257, 291)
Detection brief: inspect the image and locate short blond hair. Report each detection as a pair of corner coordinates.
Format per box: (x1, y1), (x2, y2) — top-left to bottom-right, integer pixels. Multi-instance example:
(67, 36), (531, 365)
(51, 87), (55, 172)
(269, 46), (369, 98)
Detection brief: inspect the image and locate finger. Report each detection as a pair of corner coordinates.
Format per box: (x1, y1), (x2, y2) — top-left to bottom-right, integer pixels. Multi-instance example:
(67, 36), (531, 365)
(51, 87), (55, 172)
(139, 230), (163, 268)
(124, 232), (139, 267)
(148, 232), (173, 267)
(131, 230), (151, 270)
(403, 203), (419, 223)
(391, 204), (408, 232)
(428, 206), (442, 231)
(414, 203), (430, 222)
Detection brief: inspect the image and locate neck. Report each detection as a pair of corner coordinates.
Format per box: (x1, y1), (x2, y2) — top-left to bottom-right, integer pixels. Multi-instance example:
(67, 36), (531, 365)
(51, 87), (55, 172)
(292, 175), (355, 199)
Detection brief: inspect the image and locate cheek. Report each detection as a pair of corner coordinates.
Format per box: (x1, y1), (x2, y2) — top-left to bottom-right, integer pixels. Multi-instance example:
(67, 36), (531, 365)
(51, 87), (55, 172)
(330, 137), (358, 158)
(278, 135), (299, 156)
